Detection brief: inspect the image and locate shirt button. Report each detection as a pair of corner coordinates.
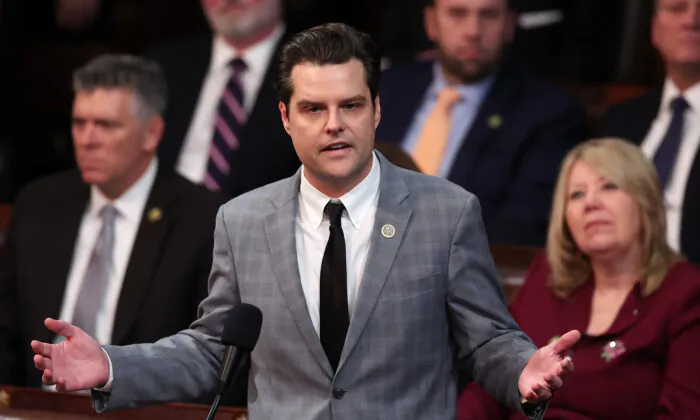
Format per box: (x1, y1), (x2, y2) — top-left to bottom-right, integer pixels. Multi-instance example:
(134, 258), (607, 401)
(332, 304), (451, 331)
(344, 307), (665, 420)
(332, 388), (346, 400)
(633, 309), (639, 316)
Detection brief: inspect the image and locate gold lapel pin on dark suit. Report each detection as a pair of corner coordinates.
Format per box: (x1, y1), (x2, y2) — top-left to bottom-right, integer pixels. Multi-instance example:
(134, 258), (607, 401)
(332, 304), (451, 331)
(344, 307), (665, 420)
(488, 114), (503, 129)
(148, 207), (162, 223)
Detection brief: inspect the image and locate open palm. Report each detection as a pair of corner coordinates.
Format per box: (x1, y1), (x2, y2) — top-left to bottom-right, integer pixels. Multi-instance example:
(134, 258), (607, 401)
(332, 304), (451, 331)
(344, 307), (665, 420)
(519, 330), (581, 403)
(31, 318), (110, 392)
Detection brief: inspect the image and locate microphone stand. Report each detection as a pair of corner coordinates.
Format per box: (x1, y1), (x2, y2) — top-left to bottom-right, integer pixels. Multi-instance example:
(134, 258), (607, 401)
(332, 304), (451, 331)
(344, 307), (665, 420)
(204, 352), (251, 420)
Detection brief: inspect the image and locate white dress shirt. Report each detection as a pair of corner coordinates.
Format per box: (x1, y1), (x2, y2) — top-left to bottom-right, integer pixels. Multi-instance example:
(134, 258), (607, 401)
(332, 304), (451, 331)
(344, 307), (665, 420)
(641, 79), (700, 251)
(176, 24), (286, 184)
(296, 152), (381, 335)
(58, 159), (157, 345)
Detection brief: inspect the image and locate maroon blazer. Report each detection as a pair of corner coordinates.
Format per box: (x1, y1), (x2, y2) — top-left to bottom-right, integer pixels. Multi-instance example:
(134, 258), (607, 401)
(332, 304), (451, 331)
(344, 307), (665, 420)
(458, 254), (700, 420)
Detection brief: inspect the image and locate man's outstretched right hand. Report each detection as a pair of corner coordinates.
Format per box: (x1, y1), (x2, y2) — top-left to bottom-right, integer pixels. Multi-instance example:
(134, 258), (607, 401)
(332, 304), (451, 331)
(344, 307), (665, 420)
(31, 318), (109, 392)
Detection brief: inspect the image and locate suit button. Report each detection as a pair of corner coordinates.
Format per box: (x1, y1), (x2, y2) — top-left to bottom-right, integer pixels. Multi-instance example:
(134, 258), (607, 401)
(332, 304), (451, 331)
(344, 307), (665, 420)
(332, 388), (346, 399)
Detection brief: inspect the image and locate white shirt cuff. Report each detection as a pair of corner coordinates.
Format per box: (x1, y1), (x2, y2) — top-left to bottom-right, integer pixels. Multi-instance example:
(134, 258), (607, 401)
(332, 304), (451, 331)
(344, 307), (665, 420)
(93, 348), (114, 393)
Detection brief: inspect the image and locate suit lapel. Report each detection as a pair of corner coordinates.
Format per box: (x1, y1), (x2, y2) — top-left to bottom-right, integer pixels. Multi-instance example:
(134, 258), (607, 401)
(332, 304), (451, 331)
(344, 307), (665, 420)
(625, 90), (660, 146)
(111, 169), (174, 345)
(36, 177), (89, 343)
(339, 155), (412, 370)
(264, 171), (334, 377)
(243, 30), (287, 126)
(377, 61), (433, 145)
(448, 67), (517, 184)
(225, 30), (296, 197)
(225, 33), (286, 194)
(158, 36), (212, 168)
(681, 144), (700, 263)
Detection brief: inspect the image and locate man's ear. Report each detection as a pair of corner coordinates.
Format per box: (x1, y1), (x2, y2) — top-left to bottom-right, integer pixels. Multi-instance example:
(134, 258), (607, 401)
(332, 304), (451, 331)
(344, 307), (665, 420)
(504, 10), (518, 43)
(424, 5), (438, 42)
(373, 95), (381, 129)
(279, 101), (291, 135)
(144, 115), (164, 153)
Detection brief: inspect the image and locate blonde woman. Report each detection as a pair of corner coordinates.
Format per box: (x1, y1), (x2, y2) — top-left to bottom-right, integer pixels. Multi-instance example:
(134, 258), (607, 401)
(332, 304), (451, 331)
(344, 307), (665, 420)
(458, 138), (700, 419)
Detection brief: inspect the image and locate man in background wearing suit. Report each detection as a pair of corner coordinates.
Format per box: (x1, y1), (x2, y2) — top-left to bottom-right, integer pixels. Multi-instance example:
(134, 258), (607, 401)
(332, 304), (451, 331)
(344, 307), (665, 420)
(599, 0), (700, 265)
(0, 55), (221, 391)
(31, 24), (580, 419)
(147, 0), (301, 199)
(377, 0), (587, 247)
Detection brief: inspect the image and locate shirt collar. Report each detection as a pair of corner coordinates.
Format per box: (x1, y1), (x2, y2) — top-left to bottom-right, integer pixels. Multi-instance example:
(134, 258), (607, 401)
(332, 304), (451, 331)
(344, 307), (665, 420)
(210, 23), (285, 75)
(88, 158), (158, 222)
(660, 77), (700, 116)
(428, 61), (495, 104)
(299, 152), (381, 230)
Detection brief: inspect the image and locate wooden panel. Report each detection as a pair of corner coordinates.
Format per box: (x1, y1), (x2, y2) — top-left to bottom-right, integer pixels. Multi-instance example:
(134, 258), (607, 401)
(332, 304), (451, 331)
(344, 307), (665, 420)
(602, 84), (648, 106)
(559, 83), (649, 132)
(0, 204), (9, 228)
(0, 204), (10, 245)
(0, 386), (246, 420)
(0, 408), (96, 419)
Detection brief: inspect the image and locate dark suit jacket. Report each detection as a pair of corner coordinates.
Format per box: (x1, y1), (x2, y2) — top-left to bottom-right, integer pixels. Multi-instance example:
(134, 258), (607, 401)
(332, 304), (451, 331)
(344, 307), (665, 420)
(145, 33), (301, 199)
(458, 254), (700, 419)
(0, 168), (222, 390)
(377, 61), (587, 246)
(599, 91), (700, 265)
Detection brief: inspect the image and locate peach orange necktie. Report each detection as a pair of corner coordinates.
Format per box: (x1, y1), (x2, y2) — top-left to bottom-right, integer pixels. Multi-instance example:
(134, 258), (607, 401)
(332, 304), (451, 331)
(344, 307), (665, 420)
(412, 87), (462, 176)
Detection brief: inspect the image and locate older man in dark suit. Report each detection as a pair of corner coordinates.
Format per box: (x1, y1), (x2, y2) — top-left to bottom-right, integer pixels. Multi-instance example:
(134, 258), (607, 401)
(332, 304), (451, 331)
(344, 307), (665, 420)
(0, 55), (222, 393)
(146, 0), (301, 199)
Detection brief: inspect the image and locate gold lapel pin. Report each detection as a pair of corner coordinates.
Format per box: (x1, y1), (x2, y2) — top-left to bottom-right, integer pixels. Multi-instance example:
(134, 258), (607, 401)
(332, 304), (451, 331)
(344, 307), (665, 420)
(381, 224), (395, 239)
(148, 207), (162, 223)
(488, 114), (503, 129)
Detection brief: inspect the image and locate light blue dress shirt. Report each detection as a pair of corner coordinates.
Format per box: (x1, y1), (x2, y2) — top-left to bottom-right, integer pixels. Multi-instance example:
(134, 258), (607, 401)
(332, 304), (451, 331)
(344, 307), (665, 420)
(401, 63), (494, 178)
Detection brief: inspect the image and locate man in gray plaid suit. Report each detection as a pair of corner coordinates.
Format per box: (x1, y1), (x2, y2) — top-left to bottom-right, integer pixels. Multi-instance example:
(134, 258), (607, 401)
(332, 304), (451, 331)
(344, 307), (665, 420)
(31, 22), (580, 419)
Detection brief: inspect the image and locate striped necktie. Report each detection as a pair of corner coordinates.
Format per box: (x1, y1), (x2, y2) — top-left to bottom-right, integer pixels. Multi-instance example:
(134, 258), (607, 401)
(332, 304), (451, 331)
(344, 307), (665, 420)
(204, 57), (248, 192)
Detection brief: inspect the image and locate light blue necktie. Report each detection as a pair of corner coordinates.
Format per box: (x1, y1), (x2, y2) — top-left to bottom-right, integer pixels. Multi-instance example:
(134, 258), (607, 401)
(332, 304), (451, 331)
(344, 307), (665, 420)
(72, 205), (118, 338)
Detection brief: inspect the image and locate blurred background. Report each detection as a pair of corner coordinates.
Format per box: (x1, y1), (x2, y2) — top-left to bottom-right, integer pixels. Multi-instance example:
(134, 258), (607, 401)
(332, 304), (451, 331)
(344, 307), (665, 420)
(0, 0), (662, 202)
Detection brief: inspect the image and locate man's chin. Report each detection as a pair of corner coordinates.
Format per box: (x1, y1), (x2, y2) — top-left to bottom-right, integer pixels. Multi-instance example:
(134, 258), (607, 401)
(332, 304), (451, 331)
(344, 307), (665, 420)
(209, 14), (260, 39)
(456, 64), (493, 83)
(442, 58), (492, 84)
(675, 55), (700, 67)
(79, 172), (105, 187)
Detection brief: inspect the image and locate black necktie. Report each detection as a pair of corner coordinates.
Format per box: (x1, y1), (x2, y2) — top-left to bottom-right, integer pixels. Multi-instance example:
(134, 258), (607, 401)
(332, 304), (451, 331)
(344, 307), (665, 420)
(320, 200), (349, 371)
(653, 96), (689, 189)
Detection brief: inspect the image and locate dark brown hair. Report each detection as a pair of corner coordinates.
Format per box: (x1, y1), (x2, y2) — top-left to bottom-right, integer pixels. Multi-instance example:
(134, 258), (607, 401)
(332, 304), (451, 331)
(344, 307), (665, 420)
(276, 23), (381, 107)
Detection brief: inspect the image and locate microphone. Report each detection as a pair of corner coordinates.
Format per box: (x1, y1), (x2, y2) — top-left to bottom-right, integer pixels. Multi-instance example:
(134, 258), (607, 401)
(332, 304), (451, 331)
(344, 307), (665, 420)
(205, 303), (263, 420)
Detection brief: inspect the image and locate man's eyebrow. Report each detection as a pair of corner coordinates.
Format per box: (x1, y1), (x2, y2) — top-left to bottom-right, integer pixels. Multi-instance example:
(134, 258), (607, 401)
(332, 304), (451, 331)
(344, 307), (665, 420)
(339, 95), (367, 104)
(295, 99), (325, 108)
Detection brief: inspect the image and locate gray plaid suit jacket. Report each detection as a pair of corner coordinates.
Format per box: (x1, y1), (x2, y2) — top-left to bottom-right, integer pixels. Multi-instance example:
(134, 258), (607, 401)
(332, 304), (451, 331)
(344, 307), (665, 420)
(94, 152), (542, 419)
